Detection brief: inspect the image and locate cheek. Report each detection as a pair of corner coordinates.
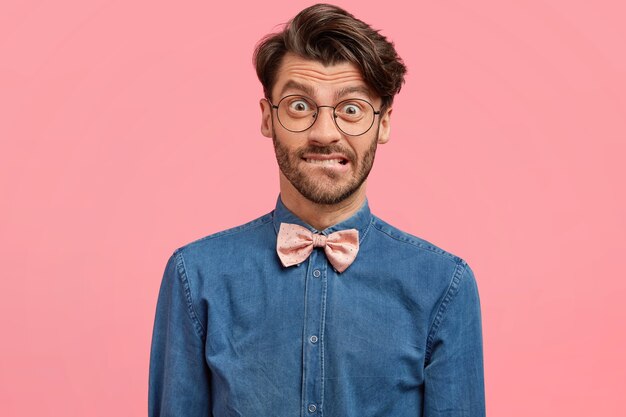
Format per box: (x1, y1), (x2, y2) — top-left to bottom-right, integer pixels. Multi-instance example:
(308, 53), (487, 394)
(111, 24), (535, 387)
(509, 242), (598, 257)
(273, 134), (304, 157)
(354, 137), (378, 157)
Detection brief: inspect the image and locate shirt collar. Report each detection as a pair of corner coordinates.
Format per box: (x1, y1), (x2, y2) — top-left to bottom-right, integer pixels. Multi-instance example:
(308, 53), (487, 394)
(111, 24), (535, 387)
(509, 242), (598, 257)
(272, 195), (373, 244)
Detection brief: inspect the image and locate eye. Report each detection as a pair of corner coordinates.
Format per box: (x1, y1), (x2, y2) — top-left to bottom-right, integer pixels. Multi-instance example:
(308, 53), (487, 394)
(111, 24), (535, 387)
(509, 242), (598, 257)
(288, 98), (313, 112)
(343, 104), (360, 115)
(337, 101), (365, 119)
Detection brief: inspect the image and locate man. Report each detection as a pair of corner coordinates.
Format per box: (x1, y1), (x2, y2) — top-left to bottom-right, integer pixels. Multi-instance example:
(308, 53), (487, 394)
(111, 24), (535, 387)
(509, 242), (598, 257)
(149, 4), (485, 417)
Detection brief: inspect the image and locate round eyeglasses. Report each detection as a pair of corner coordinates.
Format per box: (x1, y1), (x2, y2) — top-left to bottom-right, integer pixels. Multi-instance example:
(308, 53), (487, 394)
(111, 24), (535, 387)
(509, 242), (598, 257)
(269, 94), (381, 136)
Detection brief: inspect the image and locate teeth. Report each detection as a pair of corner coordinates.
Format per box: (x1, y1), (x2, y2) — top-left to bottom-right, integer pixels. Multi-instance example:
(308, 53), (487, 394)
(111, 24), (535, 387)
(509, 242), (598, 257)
(306, 158), (343, 165)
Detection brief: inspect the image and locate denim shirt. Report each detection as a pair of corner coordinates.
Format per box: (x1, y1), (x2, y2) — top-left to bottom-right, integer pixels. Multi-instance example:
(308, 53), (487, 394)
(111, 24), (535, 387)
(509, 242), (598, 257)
(149, 197), (485, 416)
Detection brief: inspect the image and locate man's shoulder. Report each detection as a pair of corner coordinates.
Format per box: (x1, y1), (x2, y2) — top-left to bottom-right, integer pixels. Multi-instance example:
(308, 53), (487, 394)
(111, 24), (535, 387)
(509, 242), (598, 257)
(175, 211), (275, 257)
(370, 215), (468, 267)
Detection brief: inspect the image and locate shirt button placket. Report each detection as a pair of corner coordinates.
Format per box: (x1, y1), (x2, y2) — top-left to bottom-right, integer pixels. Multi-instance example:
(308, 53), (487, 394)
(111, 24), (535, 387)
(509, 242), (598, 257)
(302, 250), (325, 417)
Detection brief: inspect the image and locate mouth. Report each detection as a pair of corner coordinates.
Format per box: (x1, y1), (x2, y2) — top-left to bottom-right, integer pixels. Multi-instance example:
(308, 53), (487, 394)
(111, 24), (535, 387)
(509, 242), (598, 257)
(301, 153), (350, 167)
(303, 158), (349, 166)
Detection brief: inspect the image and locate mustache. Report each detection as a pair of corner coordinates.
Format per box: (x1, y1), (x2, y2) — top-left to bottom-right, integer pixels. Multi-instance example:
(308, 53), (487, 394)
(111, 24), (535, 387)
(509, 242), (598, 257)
(296, 145), (356, 162)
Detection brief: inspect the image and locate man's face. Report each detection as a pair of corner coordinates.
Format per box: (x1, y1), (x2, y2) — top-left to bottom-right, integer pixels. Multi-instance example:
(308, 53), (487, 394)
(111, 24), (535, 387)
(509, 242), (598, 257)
(260, 53), (392, 205)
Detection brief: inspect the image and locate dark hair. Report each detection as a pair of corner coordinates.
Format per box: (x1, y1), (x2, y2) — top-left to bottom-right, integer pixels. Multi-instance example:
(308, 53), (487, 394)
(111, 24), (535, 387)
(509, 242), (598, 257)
(253, 3), (407, 111)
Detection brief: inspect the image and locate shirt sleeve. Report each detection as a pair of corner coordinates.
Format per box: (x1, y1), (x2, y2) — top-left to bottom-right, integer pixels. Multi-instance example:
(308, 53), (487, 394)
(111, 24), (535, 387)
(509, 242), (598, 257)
(423, 261), (486, 417)
(148, 250), (211, 416)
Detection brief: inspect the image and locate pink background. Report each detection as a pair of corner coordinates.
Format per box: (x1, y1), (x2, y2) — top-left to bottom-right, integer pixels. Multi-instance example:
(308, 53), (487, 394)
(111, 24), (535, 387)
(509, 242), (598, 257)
(1, 0), (625, 415)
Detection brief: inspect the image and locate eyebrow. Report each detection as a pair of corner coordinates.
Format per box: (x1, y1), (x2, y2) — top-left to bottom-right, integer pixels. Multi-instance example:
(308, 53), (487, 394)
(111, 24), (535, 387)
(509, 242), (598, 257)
(278, 80), (373, 102)
(279, 80), (316, 99)
(334, 85), (373, 101)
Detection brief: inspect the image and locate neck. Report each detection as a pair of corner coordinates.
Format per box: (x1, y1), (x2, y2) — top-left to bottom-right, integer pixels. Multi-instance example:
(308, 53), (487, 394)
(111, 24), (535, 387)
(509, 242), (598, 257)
(279, 174), (367, 231)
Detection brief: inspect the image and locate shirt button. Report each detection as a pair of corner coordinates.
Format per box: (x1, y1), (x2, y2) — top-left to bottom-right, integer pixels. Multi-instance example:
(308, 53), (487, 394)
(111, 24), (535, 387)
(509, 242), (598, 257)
(309, 335), (318, 344)
(313, 269), (321, 278)
(308, 404), (317, 413)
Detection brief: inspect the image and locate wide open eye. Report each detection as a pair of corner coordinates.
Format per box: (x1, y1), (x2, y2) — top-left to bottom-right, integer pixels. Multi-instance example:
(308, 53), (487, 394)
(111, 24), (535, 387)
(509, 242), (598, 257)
(290, 100), (310, 112)
(336, 100), (366, 121)
(283, 96), (316, 118)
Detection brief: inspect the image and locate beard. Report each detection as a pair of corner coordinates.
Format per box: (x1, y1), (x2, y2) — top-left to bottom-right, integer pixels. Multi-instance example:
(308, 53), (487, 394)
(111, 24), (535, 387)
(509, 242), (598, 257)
(272, 131), (379, 205)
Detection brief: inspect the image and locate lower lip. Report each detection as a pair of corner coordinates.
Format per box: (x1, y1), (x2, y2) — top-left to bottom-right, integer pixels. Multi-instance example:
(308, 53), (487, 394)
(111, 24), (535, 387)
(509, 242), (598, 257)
(302, 158), (351, 173)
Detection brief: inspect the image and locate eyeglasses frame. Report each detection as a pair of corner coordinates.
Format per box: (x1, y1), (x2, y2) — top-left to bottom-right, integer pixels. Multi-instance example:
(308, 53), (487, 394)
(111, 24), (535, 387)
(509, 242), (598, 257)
(267, 94), (382, 136)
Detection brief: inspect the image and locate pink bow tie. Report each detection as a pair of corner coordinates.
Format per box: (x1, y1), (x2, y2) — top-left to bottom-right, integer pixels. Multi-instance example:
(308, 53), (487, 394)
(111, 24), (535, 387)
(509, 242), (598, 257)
(276, 223), (359, 273)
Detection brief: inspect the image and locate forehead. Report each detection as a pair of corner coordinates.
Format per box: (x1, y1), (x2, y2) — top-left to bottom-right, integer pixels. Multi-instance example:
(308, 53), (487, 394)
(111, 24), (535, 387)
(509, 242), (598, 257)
(272, 53), (373, 101)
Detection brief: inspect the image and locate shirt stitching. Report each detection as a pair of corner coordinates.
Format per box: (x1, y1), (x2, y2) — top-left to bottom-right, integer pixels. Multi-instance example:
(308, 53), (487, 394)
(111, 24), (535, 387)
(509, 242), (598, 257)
(357, 215), (375, 244)
(301, 256), (313, 417)
(319, 263), (328, 416)
(174, 248), (207, 340)
(371, 217), (460, 262)
(424, 260), (467, 364)
(181, 213), (274, 248)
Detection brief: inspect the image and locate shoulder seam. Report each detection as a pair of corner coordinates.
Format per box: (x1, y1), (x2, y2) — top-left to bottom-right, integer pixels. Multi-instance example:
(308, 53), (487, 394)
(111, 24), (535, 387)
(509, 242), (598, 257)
(181, 213), (274, 249)
(424, 260), (468, 363)
(173, 248), (206, 340)
(371, 218), (459, 262)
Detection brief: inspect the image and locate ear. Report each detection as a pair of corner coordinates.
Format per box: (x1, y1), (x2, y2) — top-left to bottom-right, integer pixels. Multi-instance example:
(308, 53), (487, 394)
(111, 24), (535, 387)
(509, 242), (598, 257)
(260, 98), (273, 138)
(377, 107), (392, 144)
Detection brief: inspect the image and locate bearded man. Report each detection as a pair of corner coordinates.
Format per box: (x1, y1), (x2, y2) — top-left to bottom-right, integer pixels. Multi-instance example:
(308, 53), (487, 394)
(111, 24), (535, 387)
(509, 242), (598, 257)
(149, 4), (485, 416)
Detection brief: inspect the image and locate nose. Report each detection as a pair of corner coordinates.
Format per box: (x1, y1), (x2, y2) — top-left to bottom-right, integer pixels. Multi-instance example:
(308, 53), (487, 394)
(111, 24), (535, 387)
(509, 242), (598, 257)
(307, 106), (342, 145)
